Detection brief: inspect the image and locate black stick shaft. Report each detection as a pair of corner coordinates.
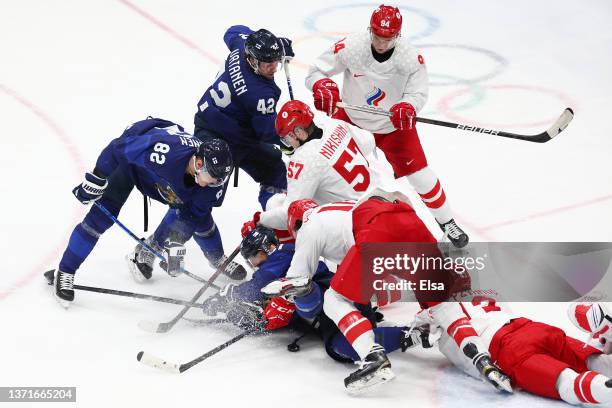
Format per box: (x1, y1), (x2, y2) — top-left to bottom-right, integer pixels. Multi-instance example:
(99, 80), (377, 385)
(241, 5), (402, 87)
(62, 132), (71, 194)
(153, 244), (241, 333)
(74, 284), (208, 308)
(179, 328), (258, 372)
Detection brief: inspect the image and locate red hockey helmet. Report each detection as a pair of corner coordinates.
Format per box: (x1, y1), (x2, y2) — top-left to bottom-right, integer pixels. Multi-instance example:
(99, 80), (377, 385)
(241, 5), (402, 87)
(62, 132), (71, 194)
(287, 199), (319, 238)
(275, 100), (315, 137)
(370, 4), (402, 38)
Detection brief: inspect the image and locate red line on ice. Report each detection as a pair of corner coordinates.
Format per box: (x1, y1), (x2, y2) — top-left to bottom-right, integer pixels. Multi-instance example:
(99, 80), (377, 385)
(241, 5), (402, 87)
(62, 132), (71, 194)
(117, 0), (221, 65)
(0, 84), (85, 301)
(479, 193), (612, 232)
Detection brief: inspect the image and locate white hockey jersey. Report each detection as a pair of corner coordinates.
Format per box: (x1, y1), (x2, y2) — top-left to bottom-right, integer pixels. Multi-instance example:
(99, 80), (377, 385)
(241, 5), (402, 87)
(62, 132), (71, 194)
(305, 31), (428, 134)
(437, 300), (516, 379)
(285, 187), (413, 279)
(258, 118), (378, 230)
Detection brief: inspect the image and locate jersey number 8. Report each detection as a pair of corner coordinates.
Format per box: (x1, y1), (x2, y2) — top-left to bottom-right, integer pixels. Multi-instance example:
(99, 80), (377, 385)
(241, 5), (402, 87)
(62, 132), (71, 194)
(150, 143), (170, 165)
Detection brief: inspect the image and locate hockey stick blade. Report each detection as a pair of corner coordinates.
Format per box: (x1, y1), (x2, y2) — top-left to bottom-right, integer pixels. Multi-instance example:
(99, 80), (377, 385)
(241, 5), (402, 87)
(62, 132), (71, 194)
(544, 107), (574, 140)
(136, 351), (181, 373)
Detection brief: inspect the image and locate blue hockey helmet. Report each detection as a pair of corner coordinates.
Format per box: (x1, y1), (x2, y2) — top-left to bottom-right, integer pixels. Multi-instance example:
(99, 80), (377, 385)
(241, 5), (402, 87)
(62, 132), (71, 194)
(195, 138), (233, 187)
(245, 29), (283, 64)
(240, 226), (279, 266)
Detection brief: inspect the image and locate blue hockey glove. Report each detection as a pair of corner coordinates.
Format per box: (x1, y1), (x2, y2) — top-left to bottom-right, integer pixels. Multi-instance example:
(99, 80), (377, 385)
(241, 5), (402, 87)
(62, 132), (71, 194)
(72, 171), (108, 205)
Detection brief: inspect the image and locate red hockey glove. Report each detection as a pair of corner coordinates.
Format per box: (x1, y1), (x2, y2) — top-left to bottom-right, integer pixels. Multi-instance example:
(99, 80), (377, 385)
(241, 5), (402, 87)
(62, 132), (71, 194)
(264, 296), (295, 330)
(241, 212), (261, 238)
(390, 102), (416, 130)
(312, 78), (341, 117)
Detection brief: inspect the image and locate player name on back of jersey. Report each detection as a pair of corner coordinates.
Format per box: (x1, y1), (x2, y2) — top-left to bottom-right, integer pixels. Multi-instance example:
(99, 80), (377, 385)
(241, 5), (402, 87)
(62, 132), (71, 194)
(227, 49), (248, 96)
(179, 136), (202, 148)
(319, 125), (348, 160)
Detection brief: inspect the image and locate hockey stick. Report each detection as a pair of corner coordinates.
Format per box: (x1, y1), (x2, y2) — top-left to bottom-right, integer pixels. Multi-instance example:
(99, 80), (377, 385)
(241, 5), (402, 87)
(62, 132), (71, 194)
(336, 102), (574, 143)
(138, 244), (241, 334)
(283, 60), (295, 100)
(93, 202), (222, 285)
(43, 269), (219, 307)
(137, 327), (259, 373)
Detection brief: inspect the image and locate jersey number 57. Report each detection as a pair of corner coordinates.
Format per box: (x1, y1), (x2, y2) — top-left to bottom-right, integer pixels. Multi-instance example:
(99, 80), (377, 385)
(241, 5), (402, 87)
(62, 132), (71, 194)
(333, 138), (370, 192)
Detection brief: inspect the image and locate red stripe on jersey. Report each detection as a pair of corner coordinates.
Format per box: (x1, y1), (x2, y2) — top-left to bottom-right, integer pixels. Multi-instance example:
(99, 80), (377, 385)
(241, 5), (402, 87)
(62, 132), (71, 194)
(419, 180), (441, 200)
(575, 304), (593, 332)
(459, 302), (471, 319)
(447, 317), (478, 346)
(574, 372), (587, 403)
(424, 190), (447, 209)
(318, 205), (354, 213)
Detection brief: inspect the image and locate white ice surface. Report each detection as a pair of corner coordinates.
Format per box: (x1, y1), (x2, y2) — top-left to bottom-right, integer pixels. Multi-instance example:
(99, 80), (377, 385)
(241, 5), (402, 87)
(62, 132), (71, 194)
(1, 1), (612, 407)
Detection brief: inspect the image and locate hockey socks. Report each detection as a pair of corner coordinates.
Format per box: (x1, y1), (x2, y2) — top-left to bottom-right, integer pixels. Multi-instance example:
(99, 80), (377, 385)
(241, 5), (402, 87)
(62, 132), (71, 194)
(323, 288), (375, 360)
(557, 369), (612, 405)
(406, 166), (452, 224)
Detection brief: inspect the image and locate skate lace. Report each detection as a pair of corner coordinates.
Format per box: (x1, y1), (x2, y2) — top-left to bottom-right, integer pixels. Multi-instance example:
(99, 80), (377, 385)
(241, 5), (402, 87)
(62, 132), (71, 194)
(444, 220), (463, 239)
(59, 273), (74, 290)
(356, 344), (386, 369)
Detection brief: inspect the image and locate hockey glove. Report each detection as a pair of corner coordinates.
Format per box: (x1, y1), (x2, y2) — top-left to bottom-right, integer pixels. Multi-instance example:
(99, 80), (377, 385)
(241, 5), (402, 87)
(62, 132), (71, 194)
(161, 240), (186, 277)
(312, 78), (341, 117)
(264, 296), (295, 330)
(278, 37), (294, 61)
(226, 301), (266, 332)
(241, 212), (261, 237)
(72, 171), (108, 205)
(201, 283), (237, 316)
(390, 102), (416, 131)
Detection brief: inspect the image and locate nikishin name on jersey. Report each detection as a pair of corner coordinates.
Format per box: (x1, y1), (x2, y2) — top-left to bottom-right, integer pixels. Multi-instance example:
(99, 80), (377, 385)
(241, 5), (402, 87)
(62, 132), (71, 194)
(456, 124), (499, 135)
(227, 49), (248, 96)
(319, 126), (349, 160)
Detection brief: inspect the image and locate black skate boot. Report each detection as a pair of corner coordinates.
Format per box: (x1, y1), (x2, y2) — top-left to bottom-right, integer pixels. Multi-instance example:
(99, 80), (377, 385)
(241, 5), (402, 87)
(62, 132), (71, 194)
(210, 255), (247, 281)
(126, 237), (160, 282)
(344, 344), (395, 394)
(55, 270), (75, 308)
(463, 342), (513, 393)
(438, 218), (469, 248)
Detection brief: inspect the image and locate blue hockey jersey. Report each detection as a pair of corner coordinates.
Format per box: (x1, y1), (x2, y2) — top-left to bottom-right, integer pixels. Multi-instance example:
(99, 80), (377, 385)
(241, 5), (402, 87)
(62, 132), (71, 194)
(94, 118), (226, 220)
(194, 25), (281, 145)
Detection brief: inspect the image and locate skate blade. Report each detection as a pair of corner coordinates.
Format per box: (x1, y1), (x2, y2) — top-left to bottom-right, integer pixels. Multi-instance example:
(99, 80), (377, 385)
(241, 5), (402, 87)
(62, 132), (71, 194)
(346, 367), (395, 395)
(126, 255), (148, 283)
(54, 293), (71, 309)
(487, 372), (513, 393)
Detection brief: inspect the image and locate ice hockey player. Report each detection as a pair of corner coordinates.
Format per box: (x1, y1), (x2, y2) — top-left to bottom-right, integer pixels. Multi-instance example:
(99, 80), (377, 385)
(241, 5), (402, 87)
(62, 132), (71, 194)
(194, 25), (294, 210)
(430, 300), (612, 405)
(202, 226), (428, 365)
(305, 4), (468, 248)
(262, 194), (510, 393)
(52, 117), (232, 307)
(130, 26), (295, 280)
(240, 99), (379, 235)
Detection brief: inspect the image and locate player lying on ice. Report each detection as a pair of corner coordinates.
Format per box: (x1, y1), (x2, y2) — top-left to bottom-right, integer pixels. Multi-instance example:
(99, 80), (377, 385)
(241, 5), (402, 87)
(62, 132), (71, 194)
(52, 117), (233, 307)
(305, 4), (468, 248)
(129, 25), (295, 280)
(411, 301), (612, 405)
(260, 193), (512, 393)
(200, 226), (424, 368)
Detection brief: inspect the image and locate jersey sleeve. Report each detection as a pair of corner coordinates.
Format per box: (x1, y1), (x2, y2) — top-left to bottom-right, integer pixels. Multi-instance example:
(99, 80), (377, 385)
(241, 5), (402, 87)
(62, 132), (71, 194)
(223, 25), (253, 51)
(305, 41), (348, 90)
(94, 138), (122, 177)
(258, 152), (325, 229)
(399, 50), (429, 113)
(285, 221), (325, 279)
